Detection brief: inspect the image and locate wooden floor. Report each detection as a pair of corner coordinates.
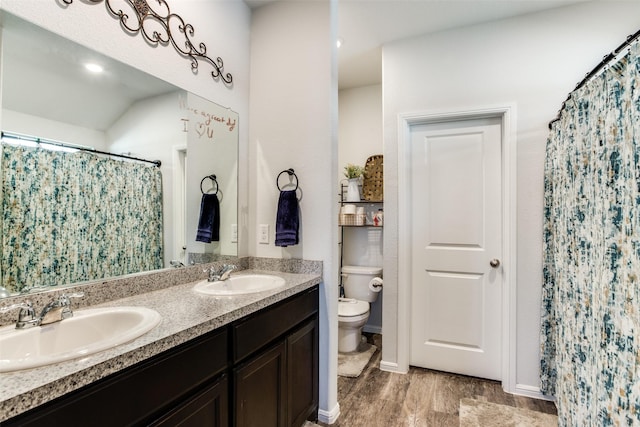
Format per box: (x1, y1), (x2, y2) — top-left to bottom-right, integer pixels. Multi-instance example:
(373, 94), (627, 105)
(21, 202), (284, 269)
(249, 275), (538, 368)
(319, 334), (557, 427)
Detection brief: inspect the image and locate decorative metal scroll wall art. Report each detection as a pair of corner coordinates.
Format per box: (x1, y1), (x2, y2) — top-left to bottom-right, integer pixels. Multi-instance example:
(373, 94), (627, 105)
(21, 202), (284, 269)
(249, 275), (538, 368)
(61, 0), (233, 86)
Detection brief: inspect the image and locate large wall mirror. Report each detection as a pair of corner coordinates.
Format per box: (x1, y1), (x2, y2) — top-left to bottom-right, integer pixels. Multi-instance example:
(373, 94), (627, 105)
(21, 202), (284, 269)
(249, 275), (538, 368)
(0, 12), (238, 297)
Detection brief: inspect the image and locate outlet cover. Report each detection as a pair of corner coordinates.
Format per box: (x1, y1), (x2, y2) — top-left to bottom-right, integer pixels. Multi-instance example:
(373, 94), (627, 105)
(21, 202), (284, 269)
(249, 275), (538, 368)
(231, 224), (238, 243)
(258, 224), (269, 244)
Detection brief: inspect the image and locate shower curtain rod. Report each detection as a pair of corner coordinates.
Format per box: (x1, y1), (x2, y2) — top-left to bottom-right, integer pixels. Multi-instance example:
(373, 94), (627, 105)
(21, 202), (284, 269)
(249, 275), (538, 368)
(0, 131), (162, 167)
(548, 27), (640, 130)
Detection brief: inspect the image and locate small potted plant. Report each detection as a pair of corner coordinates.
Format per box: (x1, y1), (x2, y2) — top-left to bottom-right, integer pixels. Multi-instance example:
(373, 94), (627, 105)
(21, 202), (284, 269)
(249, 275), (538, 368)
(343, 163), (365, 201)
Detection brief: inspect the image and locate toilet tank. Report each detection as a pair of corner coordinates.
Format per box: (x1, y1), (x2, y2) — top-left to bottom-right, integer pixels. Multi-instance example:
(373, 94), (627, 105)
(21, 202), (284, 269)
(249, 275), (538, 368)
(341, 265), (382, 303)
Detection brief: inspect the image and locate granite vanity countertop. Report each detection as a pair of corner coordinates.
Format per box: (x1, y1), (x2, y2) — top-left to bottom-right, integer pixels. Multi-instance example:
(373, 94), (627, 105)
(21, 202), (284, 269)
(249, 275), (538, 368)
(0, 269), (321, 422)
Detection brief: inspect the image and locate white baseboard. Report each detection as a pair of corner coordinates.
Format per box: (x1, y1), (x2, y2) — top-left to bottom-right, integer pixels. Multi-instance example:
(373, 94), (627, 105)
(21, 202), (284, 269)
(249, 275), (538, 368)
(513, 384), (555, 402)
(379, 360), (408, 374)
(317, 402), (340, 424)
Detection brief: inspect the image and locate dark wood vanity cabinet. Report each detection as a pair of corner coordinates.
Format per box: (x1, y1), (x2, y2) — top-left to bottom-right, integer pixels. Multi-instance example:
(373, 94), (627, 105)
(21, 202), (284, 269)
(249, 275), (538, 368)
(3, 285), (319, 427)
(233, 318), (318, 427)
(232, 286), (319, 427)
(3, 327), (229, 427)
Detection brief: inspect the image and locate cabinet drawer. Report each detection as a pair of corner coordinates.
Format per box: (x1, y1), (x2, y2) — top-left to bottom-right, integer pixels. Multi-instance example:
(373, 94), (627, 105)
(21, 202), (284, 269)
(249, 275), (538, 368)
(4, 328), (229, 427)
(233, 286), (318, 363)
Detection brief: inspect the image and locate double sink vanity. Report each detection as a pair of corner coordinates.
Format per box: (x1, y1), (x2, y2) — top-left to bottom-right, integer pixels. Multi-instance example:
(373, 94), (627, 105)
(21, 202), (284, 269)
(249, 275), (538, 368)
(0, 258), (322, 426)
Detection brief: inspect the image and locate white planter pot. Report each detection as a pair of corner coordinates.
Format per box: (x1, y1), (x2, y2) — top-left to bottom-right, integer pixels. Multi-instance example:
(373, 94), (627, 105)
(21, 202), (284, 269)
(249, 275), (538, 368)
(346, 178), (361, 202)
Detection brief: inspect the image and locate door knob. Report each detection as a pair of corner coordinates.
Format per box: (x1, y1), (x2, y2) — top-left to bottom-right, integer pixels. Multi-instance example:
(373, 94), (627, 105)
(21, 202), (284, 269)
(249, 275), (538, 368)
(489, 259), (501, 268)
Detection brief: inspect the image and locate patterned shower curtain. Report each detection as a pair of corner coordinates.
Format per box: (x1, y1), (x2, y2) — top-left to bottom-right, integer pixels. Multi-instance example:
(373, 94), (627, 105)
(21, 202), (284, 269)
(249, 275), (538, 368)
(1, 144), (163, 293)
(541, 42), (640, 425)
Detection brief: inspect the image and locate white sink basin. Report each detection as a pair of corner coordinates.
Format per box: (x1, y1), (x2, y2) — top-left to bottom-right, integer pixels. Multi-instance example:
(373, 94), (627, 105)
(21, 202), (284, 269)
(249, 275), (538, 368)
(193, 274), (286, 296)
(0, 306), (161, 372)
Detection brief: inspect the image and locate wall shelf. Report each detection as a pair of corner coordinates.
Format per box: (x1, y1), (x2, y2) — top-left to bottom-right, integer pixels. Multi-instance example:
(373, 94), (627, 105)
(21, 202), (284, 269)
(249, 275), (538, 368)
(338, 183), (383, 296)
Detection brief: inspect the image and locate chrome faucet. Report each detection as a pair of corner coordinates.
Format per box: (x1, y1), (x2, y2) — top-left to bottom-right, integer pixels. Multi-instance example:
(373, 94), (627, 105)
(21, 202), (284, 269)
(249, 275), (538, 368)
(218, 264), (236, 281)
(39, 293), (84, 326)
(0, 292), (84, 329)
(170, 260), (185, 268)
(204, 264), (237, 282)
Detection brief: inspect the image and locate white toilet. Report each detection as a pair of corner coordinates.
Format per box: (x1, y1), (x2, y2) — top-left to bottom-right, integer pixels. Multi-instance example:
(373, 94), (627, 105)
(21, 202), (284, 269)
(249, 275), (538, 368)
(338, 265), (383, 353)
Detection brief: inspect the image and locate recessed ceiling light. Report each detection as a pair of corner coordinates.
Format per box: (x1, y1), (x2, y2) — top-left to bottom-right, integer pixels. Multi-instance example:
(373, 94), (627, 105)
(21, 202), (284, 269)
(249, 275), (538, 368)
(84, 63), (103, 73)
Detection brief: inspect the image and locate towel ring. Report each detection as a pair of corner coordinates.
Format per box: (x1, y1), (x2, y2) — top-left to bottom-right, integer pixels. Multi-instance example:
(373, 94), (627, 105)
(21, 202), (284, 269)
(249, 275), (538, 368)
(200, 174), (219, 195)
(277, 168), (298, 191)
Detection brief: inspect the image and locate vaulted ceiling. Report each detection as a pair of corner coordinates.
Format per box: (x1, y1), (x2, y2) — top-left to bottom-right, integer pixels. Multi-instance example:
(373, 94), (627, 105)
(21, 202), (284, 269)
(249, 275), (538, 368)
(2, 1), (589, 133)
(334, 0), (587, 89)
(247, 0), (587, 89)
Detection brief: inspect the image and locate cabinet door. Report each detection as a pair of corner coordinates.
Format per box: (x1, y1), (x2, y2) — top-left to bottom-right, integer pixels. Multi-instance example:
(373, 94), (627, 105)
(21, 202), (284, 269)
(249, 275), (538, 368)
(287, 318), (319, 427)
(151, 375), (229, 427)
(234, 342), (286, 427)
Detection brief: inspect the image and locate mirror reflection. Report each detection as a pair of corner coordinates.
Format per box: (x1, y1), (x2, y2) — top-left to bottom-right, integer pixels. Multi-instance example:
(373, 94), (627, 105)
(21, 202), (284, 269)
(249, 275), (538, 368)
(0, 12), (238, 297)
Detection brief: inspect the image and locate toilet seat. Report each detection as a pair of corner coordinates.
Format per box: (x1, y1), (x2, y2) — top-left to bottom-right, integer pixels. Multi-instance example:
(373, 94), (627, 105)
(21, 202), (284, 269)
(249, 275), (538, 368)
(338, 298), (369, 317)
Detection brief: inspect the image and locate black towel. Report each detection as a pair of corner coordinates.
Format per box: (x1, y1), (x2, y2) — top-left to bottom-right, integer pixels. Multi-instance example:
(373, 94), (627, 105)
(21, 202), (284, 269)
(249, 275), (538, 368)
(196, 193), (220, 243)
(275, 190), (299, 247)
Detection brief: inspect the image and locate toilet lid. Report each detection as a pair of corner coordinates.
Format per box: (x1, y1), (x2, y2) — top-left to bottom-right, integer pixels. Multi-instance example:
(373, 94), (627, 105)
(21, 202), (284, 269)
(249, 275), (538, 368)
(338, 298), (369, 317)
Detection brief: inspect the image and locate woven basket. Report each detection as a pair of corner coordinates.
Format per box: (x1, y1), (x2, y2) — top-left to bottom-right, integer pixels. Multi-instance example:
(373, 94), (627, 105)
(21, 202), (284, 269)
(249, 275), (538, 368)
(339, 213), (366, 226)
(362, 155), (383, 202)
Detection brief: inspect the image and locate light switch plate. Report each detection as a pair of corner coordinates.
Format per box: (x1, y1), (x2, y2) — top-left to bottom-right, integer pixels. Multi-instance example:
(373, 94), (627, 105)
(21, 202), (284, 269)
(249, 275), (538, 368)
(231, 224), (238, 243)
(258, 224), (269, 244)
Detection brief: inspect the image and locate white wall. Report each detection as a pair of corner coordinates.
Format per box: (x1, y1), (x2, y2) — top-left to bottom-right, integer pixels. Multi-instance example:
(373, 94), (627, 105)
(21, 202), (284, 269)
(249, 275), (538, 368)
(2, 109), (108, 149)
(381, 1), (640, 395)
(0, 0), (252, 257)
(338, 84), (383, 177)
(249, 0), (339, 421)
(338, 84), (384, 331)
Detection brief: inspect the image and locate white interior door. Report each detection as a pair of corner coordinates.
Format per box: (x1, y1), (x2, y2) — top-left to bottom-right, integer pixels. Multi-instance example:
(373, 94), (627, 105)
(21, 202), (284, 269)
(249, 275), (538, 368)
(409, 117), (502, 380)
